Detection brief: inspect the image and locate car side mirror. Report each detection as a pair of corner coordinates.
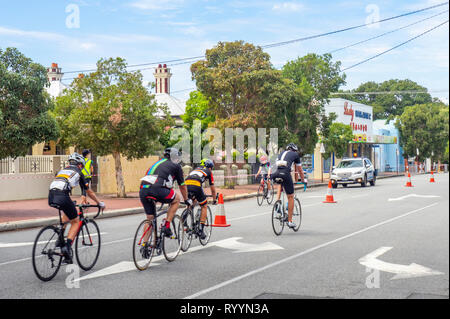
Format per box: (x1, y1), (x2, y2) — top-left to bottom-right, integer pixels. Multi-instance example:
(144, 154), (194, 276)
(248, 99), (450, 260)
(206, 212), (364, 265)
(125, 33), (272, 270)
(332, 166), (336, 169)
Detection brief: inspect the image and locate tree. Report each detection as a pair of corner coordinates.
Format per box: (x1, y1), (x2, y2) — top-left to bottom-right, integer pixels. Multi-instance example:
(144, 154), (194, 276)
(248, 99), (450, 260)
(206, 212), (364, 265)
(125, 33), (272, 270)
(282, 53), (346, 106)
(53, 57), (171, 197)
(340, 79), (432, 120)
(280, 53), (346, 156)
(0, 47), (58, 159)
(321, 122), (354, 174)
(181, 90), (214, 131)
(395, 103), (448, 162)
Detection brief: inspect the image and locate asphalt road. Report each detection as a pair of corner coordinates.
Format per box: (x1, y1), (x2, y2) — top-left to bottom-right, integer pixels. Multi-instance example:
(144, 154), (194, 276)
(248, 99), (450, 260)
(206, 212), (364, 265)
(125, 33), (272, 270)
(0, 173), (448, 299)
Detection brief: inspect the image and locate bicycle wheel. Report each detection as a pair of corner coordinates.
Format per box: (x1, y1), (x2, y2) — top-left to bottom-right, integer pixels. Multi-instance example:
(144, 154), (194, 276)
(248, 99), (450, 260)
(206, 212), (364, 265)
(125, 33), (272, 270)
(256, 184), (265, 206)
(180, 209), (194, 252)
(75, 219), (101, 271)
(32, 225), (63, 281)
(199, 206), (213, 246)
(266, 182), (274, 205)
(291, 198), (302, 232)
(163, 215), (183, 262)
(133, 219), (156, 271)
(271, 200), (285, 236)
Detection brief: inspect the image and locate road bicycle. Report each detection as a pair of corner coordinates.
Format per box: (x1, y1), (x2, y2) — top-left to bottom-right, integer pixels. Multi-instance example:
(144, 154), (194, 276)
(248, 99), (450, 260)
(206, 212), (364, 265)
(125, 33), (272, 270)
(271, 181), (306, 236)
(132, 204), (184, 271)
(32, 203), (103, 282)
(180, 194), (218, 252)
(256, 176), (274, 206)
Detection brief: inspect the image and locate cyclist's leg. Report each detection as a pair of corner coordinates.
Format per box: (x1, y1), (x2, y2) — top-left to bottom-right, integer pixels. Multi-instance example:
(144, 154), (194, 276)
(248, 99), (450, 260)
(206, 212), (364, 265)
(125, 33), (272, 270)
(139, 188), (157, 243)
(166, 190), (180, 223)
(283, 174), (295, 223)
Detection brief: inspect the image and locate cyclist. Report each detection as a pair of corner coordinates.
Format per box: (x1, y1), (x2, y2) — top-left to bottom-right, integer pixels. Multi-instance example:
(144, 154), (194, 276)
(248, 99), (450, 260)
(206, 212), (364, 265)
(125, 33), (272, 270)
(139, 147), (192, 239)
(269, 143), (306, 229)
(185, 159), (217, 239)
(255, 155), (272, 192)
(48, 152), (105, 264)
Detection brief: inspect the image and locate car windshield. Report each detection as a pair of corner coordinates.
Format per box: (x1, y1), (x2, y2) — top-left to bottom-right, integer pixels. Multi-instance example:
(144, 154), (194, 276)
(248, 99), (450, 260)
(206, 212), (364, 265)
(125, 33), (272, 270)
(337, 160), (363, 168)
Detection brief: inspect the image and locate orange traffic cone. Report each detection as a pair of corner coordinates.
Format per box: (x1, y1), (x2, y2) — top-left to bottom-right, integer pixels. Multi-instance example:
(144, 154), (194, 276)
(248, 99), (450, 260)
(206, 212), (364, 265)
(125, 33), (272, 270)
(430, 171), (436, 183)
(323, 180), (337, 203)
(405, 172), (413, 187)
(212, 194), (230, 227)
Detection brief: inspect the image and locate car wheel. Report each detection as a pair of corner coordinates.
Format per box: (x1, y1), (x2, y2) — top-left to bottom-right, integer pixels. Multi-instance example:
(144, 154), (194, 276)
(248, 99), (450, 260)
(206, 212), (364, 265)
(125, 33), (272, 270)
(342, 184), (348, 188)
(332, 183), (338, 189)
(361, 174), (367, 187)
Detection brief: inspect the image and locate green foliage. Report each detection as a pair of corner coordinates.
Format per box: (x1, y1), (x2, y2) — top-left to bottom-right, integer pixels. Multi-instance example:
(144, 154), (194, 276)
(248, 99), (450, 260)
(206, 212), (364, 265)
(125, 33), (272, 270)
(0, 47), (59, 159)
(395, 103), (449, 161)
(321, 122), (353, 160)
(53, 57), (172, 196)
(340, 79), (432, 120)
(53, 57), (171, 159)
(181, 90), (214, 130)
(282, 53), (346, 105)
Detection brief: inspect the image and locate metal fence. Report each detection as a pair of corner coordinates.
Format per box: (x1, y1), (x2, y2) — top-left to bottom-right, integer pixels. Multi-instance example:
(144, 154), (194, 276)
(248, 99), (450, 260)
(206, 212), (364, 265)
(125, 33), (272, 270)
(0, 155), (70, 174)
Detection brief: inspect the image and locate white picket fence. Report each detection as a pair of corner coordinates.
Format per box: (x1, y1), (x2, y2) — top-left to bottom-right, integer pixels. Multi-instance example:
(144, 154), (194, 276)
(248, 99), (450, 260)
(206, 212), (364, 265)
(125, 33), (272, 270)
(0, 155), (70, 174)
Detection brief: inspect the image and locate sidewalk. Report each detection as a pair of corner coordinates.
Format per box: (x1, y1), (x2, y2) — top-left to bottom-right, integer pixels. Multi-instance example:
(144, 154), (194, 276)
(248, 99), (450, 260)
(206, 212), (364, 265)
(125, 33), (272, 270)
(0, 174), (411, 232)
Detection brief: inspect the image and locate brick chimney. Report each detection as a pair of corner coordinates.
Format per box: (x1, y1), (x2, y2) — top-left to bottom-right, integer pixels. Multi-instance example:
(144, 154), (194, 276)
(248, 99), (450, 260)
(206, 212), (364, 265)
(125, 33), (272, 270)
(154, 63), (172, 94)
(47, 63), (63, 82)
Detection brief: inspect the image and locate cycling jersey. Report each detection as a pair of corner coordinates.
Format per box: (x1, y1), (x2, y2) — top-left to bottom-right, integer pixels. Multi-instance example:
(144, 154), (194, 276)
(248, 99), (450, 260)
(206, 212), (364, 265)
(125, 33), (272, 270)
(260, 162), (270, 175)
(275, 150), (301, 172)
(140, 158), (185, 189)
(49, 165), (89, 196)
(271, 150), (302, 195)
(185, 166), (214, 187)
(48, 165), (89, 220)
(185, 167), (214, 206)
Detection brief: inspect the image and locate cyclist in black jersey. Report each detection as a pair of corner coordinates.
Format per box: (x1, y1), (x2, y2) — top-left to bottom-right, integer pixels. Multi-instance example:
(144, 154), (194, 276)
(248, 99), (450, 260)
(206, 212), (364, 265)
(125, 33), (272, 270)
(185, 159), (217, 239)
(139, 148), (192, 237)
(48, 152), (105, 263)
(269, 143), (306, 229)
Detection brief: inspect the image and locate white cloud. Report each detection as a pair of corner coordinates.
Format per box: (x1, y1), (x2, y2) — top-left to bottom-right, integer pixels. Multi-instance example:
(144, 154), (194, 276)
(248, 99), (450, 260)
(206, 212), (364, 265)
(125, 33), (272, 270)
(272, 2), (304, 12)
(129, 0), (184, 11)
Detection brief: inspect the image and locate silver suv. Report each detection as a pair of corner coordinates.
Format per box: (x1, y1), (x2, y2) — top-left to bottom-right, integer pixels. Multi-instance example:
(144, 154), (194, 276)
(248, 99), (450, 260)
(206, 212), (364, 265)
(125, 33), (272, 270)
(330, 158), (376, 188)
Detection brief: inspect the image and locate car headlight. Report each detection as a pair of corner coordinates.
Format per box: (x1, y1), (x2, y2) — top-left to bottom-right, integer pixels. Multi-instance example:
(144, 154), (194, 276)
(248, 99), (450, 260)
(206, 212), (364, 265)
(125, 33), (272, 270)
(355, 171), (362, 175)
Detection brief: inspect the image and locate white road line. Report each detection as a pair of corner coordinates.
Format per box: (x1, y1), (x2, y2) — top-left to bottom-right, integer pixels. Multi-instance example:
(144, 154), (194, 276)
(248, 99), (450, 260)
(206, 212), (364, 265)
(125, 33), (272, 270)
(184, 202), (439, 299)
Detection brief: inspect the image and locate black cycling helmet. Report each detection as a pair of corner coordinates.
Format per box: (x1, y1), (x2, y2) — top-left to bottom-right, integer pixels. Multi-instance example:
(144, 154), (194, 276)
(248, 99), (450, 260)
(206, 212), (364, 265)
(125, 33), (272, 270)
(286, 143), (299, 152)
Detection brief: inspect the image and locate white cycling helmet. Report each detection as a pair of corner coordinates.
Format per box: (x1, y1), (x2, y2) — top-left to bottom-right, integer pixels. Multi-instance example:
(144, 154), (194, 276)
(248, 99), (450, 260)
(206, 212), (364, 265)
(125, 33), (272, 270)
(68, 153), (86, 167)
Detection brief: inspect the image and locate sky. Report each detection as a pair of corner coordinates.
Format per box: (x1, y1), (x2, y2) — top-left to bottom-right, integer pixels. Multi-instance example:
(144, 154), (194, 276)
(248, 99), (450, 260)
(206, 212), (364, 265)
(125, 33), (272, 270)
(0, 0), (449, 103)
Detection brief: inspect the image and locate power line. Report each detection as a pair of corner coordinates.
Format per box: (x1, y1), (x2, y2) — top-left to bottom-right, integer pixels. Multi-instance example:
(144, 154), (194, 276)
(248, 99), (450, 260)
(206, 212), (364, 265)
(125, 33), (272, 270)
(61, 1), (449, 78)
(342, 19), (449, 71)
(331, 90), (449, 95)
(261, 1), (449, 49)
(328, 9), (449, 54)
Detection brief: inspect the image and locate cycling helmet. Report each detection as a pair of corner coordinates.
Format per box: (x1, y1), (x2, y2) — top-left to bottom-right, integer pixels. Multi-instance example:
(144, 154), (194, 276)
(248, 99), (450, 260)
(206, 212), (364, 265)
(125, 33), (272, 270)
(68, 153), (86, 167)
(286, 143), (299, 152)
(164, 147), (182, 164)
(201, 158), (214, 169)
(259, 155), (268, 164)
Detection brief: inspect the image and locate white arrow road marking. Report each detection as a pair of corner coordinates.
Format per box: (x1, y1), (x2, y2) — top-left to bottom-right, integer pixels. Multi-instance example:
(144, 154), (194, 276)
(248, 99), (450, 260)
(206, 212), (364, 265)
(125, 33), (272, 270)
(212, 237), (283, 253)
(359, 247), (444, 280)
(75, 237), (284, 282)
(388, 194), (440, 202)
(0, 232), (106, 248)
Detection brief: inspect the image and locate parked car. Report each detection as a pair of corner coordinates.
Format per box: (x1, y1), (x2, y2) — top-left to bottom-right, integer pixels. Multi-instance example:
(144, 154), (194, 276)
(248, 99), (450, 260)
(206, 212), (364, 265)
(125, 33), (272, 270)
(330, 157), (376, 188)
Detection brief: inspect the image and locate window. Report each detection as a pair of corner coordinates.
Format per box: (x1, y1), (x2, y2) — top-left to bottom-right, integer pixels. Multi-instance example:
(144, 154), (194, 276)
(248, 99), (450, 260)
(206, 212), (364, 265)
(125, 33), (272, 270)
(337, 160), (363, 168)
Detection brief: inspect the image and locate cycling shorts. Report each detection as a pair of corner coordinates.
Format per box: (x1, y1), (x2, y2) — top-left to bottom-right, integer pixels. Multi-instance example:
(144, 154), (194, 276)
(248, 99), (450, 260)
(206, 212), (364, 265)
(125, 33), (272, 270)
(139, 186), (176, 216)
(48, 189), (78, 220)
(187, 185), (207, 206)
(270, 169), (294, 195)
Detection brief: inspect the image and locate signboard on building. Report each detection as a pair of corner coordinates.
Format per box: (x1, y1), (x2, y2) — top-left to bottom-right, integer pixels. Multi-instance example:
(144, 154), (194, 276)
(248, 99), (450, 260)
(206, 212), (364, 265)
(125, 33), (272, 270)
(325, 98), (374, 143)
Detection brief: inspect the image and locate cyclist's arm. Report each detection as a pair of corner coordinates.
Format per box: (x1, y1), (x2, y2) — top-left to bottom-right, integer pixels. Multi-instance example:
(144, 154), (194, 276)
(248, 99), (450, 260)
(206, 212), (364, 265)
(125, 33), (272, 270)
(296, 164), (305, 182)
(179, 184), (188, 201)
(210, 185), (217, 202)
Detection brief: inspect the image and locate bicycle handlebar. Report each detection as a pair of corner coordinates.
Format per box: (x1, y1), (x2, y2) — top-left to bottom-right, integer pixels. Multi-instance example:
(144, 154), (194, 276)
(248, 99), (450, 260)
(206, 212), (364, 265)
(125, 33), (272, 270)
(73, 202), (104, 219)
(293, 182), (307, 192)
